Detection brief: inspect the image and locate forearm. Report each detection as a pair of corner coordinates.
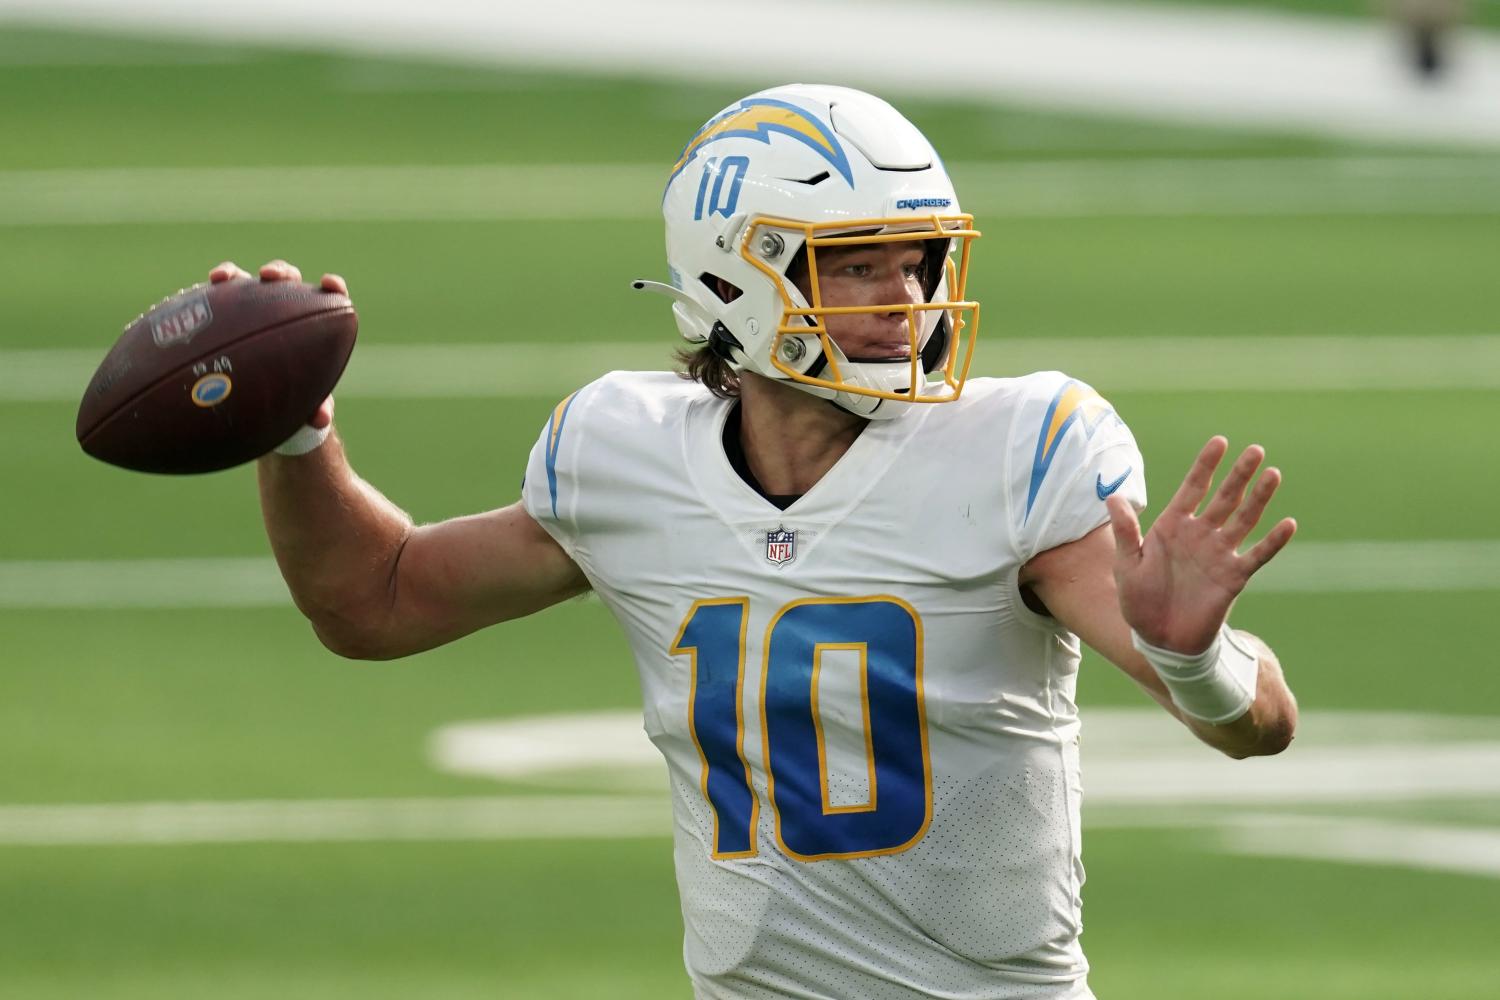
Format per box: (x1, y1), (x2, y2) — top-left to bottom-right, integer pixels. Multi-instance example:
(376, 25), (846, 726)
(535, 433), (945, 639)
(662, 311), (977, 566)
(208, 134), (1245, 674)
(1124, 625), (1298, 758)
(1178, 630), (1298, 759)
(256, 430), (412, 655)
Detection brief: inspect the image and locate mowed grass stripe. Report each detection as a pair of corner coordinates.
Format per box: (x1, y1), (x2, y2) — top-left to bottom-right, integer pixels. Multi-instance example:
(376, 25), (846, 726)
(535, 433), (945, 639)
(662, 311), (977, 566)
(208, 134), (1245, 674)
(4, 542), (1499, 608)
(8, 335), (1500, 402)
(3, 158), (1500, 225)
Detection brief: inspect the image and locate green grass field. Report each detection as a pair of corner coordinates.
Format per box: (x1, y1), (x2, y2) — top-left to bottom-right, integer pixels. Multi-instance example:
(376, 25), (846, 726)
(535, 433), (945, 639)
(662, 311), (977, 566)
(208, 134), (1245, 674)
(2, 20), (1498, 1000)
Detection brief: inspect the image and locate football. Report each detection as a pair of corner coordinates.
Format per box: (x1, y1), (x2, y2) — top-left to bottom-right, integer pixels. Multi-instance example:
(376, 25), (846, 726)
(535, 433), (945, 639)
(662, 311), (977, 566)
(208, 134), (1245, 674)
(76, 277), (358, 474)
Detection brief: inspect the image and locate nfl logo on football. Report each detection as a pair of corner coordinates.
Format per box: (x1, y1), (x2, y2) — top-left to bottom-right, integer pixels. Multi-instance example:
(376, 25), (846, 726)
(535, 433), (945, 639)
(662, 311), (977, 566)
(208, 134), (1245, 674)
(150, 290), (213, 349)
(765, 526), (796, 566)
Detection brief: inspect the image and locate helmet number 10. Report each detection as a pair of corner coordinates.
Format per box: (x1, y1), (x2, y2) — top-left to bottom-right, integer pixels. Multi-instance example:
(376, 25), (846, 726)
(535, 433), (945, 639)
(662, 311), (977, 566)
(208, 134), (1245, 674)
(693, 155), (751, 221)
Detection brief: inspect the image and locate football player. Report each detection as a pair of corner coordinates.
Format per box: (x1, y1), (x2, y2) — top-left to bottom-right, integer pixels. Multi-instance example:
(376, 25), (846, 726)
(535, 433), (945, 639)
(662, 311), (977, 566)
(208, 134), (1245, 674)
(221, 84), (1298, 1000)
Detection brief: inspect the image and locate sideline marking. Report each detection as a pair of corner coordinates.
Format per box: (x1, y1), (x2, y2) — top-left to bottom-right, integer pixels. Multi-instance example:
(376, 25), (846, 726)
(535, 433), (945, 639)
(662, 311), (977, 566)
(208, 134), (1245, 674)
(4, 542), (1498, 609)
(2, 0), (1500, 146)
(2, 158), (1500, 226)
(7, 334), (1500, 403)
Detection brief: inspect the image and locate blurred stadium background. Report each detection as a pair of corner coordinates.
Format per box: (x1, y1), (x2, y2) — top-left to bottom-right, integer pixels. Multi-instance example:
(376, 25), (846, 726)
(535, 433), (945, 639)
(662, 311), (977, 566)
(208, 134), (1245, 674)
(1, 1), (1497, 997)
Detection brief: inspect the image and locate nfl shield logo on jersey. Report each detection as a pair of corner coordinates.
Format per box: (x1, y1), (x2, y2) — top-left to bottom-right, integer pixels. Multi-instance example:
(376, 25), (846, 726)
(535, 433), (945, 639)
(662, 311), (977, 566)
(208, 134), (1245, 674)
(765, 526), (796, 566)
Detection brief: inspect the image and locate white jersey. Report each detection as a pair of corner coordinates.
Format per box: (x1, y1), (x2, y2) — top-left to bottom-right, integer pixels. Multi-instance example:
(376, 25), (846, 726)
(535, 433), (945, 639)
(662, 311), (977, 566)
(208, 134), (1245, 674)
(521, 370), (1146, 1000)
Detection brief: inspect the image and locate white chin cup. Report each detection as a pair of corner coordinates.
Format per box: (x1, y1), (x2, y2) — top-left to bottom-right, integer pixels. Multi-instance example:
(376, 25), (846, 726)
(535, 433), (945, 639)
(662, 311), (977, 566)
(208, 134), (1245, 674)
(815, 338), (923, 420)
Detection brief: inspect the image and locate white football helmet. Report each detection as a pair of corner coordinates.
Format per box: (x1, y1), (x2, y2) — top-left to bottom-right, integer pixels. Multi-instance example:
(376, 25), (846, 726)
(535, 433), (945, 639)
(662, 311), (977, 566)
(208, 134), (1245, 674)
(636, 84), (981, 419)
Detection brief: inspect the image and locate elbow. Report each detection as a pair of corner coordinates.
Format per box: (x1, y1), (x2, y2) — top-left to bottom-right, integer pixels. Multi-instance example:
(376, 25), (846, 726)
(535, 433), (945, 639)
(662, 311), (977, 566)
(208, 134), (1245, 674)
(313, 625), (402, 661)
(1219, 713), (1296, 760)
(1222, 732), (1293, 760)
(303, 602), (407, 661)
(1222, 643), (1298, 759)
(1254, 715), (1297, 757)
(1250, 684), (1300, 757)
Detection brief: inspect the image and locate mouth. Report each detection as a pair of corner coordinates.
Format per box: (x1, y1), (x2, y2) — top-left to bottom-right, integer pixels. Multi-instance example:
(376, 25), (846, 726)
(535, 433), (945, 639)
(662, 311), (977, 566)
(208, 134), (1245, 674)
(846, 342), (913, 362)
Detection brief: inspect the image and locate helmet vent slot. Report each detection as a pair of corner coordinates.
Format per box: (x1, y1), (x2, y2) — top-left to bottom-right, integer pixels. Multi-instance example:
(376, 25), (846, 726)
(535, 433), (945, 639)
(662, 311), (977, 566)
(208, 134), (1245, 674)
(780, 171), (830, 186)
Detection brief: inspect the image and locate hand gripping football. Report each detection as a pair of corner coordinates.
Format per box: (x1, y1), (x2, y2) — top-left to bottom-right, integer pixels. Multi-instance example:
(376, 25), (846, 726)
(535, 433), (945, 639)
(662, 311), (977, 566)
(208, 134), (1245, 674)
(76, 276), (358, 474)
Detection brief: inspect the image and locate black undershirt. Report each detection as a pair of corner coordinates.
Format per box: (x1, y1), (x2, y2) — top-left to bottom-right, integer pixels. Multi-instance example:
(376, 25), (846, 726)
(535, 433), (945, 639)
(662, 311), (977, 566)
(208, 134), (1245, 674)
(722, 402), (803, 511)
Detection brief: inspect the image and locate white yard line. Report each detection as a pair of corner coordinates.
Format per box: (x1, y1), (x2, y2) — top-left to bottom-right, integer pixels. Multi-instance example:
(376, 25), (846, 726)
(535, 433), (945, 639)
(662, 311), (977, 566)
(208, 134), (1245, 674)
(437, 709), (1500, 805)
(1254, 540), (1500, 593)
(12, 796), (1497, 878)
(7, 334), (1500, 404)
(0, 558), (287, 609)
(0, 795), (670, 846)
(1, 0), (1498, 146)
(2, 159), (1499, 226)
(3, 709), (1499, 883)
(1217, 814), (1500, 878)
(3, 541), (1499, 610)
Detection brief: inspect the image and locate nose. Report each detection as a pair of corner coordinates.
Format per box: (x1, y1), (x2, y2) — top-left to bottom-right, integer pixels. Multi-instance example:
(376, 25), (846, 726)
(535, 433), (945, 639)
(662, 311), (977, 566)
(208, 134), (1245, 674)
(879, 269), (922, 316)
(876, 257), (918, 301)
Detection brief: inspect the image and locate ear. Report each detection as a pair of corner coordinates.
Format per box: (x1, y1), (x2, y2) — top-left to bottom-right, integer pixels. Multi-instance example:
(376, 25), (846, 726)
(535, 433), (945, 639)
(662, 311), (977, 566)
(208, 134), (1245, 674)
(714, 276), (743, 303)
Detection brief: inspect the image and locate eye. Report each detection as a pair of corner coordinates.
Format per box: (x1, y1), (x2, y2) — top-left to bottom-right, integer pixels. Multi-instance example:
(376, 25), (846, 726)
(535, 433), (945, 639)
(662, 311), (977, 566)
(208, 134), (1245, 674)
(843, 263), (873, 278)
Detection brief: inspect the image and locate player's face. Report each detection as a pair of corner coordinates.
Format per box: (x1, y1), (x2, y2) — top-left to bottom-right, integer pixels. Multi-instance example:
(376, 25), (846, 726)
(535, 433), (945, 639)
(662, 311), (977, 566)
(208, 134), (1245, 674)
(795, 242), (927, 361)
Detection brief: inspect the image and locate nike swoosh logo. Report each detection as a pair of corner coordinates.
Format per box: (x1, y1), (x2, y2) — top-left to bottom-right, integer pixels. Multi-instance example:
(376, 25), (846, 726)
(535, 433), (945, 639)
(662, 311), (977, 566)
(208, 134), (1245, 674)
(1096, 467), (1132, 500)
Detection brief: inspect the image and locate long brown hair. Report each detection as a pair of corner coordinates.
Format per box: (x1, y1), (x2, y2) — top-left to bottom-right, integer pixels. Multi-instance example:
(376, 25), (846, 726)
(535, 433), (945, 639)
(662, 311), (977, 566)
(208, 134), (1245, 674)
(674, 265), (779, 399)
(675, 344), (740, 398)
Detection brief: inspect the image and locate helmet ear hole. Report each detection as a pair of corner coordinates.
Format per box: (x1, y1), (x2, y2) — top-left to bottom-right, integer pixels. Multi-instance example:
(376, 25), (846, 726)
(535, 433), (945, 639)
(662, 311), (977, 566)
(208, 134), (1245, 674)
(700, 273), (742, 304)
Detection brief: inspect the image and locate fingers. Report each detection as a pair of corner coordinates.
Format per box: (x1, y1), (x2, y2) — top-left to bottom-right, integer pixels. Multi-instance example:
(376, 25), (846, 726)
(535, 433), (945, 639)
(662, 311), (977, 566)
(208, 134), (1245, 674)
(1157, 436), (1295, 574)
(1244, 516), (1297, 572)
(1106, 494), (1144, 560)
(1201, 444), (1265, 527)
(308, 396), (335, 430)
(259, 259), (302, 283)
(211, 260), (347, 295)
(1163, 436), (1228, 519)
(1223, 464), (1280, 549)
(209, 261), (250, 283)
(1220, 460), (1293, 576)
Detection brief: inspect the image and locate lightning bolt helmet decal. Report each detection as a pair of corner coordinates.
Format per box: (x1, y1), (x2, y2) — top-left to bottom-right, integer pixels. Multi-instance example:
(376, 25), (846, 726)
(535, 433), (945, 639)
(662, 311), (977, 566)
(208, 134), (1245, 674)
(665, 98), (855, 195)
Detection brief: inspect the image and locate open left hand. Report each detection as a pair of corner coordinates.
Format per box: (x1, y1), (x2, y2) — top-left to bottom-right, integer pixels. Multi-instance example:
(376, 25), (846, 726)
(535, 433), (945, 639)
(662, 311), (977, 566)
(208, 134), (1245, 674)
(1105, 436), (1296, 655)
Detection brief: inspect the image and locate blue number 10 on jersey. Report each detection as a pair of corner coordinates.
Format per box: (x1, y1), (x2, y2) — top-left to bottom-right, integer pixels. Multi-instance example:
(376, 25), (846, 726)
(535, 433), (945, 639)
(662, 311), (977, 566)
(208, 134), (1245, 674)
(671, 596), (932, 862)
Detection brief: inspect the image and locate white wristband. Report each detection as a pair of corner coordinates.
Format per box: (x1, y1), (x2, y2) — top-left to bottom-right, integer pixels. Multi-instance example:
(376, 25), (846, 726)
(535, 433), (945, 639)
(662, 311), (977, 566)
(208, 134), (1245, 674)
(1131, 624), (1259, 725)
(273, 422), (331, 457)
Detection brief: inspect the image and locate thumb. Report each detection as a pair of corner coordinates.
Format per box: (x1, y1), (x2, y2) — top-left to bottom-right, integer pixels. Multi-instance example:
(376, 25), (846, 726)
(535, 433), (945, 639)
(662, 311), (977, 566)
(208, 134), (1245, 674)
(309, 396), (334, 430)
(1106, 495), (1143, 561)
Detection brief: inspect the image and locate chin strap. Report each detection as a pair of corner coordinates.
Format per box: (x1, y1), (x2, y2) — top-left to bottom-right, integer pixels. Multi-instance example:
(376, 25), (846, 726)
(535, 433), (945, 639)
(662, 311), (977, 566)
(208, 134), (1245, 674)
(707, 322), (744, 363)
